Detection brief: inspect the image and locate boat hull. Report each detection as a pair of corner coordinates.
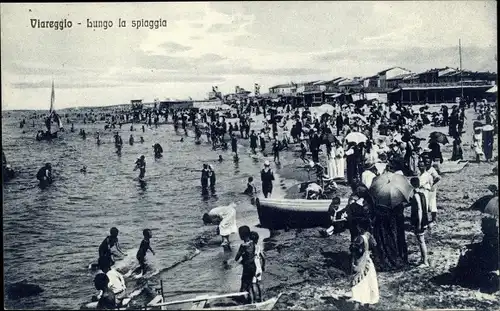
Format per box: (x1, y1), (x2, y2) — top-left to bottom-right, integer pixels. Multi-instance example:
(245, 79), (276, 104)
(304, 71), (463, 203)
(256, 198), (348, 230)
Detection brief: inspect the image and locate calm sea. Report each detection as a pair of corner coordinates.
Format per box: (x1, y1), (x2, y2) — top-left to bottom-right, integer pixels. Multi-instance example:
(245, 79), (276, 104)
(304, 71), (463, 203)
(3, 111), (270, 309)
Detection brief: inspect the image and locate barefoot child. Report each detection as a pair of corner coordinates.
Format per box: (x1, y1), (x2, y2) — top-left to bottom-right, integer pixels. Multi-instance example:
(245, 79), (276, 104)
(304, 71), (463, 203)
(250, 231), (266, 302)
(133, 229), (155, 276)
(234, 226), (256, 303)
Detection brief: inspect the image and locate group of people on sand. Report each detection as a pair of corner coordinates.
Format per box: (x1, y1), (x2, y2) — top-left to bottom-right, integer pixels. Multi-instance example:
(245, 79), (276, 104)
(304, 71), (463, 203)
(93, 227), (155, 309)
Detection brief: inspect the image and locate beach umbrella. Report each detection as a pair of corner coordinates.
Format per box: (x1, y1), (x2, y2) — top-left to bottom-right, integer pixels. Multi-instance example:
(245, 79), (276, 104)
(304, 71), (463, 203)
(369, 172), (413, 209)
(345, 132), (368, 144)
(429, 131), (449, 144)
(484, 197), (499, 217)
(483, 125), (494, 132)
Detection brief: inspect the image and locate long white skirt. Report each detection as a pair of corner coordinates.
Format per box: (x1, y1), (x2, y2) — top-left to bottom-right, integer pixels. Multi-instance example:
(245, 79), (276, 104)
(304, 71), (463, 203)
(428, 189), (437, 213)
(351, 259), (379, 305)
(327, 156), (337, 179)
(334, 157), (345, 178)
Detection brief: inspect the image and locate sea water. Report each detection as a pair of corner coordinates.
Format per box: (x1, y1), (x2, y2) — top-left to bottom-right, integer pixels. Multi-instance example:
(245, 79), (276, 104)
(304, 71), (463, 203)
(3, 112), (274, 309)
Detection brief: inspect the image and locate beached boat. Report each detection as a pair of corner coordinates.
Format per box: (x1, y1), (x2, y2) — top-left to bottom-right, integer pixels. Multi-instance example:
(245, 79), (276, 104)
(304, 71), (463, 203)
(145, 292), (281, 310)
(191, 293), (282, 310)
(256, 197), (349, 230)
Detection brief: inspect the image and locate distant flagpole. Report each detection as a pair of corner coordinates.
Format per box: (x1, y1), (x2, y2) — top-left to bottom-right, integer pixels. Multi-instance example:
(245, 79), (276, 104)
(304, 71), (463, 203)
(459, 39), (463, 98)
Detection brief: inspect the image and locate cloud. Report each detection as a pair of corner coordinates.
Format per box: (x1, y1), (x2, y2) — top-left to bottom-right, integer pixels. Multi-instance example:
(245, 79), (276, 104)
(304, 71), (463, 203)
(1, 2), (496, 110)
(11, 81), (129, 89)
(158, 42), (192, 53)
(207, 23), (240, 33)
(197, 53), (226, 63)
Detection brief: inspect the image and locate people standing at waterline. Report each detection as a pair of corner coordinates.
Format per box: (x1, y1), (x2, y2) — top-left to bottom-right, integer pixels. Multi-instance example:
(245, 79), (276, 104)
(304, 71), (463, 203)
(260, 161), (275, 198)
(200, 164), (210, 192)
(134, 156), (146, 180)
(203, 203), (238, 248)
(209, 165), (216, 192)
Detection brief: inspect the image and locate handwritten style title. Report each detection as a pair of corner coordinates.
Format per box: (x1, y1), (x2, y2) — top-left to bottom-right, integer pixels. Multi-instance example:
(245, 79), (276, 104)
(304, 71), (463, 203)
(30, 18), (168, 30)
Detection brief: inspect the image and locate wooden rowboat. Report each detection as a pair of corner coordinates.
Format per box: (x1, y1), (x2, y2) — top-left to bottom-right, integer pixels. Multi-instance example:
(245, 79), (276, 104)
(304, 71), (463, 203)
(256, 197), (349, 230)
(146, 291), (282, 310)
(192, 293), (282, 310)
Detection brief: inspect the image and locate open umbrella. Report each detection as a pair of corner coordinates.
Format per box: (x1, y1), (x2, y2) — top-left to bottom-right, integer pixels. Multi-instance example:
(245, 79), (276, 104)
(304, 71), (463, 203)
(484, 196), (498, 217)
(369, 172), (413, 208)
(483, 124), (494, 132)
(345, 132), (368, 144)
(429, 131), (449, 144)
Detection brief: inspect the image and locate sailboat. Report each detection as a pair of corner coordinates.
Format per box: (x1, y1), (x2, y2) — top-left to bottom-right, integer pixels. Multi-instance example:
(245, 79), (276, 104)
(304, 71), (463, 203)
(36, 81), (63, 141)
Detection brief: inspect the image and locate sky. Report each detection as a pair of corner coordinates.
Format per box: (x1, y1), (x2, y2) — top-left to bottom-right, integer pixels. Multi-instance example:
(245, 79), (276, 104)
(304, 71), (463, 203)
(1, 2), (497, 110)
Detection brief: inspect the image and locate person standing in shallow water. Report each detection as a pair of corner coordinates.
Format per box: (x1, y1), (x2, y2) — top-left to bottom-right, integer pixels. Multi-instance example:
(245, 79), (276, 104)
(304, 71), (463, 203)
(260, 161), (275, 198)
(134, 155), (146, 180)
(200, 164), (210, 192)
(208, 165), (216, 192)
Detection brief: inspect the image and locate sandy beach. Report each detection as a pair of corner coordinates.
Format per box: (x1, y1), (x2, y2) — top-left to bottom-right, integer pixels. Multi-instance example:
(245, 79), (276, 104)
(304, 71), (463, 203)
(239, 106), (498, 310)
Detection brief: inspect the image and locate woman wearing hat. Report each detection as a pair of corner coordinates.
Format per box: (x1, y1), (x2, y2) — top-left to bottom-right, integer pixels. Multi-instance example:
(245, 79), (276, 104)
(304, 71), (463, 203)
(260, 161), (275, 198)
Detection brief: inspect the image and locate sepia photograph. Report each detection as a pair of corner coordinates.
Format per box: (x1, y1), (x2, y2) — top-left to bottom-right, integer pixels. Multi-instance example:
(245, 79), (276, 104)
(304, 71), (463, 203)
(1, 1), (498, 310)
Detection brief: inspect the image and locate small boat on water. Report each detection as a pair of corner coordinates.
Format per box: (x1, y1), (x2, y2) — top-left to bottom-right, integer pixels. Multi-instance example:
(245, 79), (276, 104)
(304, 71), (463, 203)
(36, 80), (63, 141)
(256, 197), (349, 230)
(146, 291), (282, 310)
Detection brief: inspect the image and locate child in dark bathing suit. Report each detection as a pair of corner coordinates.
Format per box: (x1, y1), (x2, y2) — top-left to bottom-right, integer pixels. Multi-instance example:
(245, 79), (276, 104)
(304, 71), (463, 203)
(98, 227), (126, 267)
(235, 226), (256, 303)
(134, 229), (155, 276)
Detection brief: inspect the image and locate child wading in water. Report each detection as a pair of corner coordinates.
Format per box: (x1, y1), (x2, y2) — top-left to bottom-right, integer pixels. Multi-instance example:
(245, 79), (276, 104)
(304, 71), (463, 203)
(250, 231), (266, 302)
(348, 219), (379, 309)
(133, 229), (155, 276)
(234, 226), (256, 303)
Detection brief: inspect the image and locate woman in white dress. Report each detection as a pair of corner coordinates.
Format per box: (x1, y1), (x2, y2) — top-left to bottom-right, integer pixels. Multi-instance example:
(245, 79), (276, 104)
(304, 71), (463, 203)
(349, 222), (379, 307)
(327, 146), (337, 179)
(334, 141), (345, 179)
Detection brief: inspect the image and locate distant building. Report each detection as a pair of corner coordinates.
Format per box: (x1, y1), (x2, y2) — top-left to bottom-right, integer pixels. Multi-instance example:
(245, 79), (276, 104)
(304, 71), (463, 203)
(377, 67), (412, 88)
(269, 83), (296, 95)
